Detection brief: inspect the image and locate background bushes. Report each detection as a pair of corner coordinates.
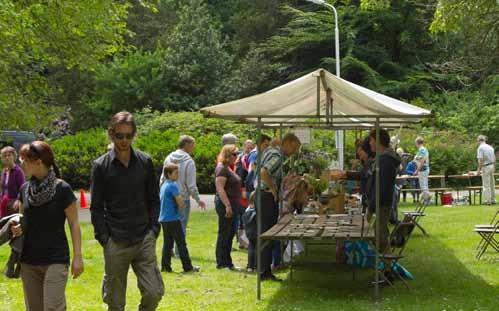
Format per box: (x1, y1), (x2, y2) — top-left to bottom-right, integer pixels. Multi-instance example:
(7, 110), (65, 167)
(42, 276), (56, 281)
(51, 112), (479, 193)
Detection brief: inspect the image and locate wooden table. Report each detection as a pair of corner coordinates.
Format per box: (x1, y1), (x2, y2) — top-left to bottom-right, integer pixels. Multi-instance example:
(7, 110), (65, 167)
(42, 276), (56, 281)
(260, 212), (375, 282)
(397, 174), (448, 204)
(260, 213), (374, 241)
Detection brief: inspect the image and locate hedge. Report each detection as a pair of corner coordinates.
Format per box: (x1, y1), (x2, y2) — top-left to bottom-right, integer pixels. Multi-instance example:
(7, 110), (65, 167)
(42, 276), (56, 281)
(50, 112), (479, 193)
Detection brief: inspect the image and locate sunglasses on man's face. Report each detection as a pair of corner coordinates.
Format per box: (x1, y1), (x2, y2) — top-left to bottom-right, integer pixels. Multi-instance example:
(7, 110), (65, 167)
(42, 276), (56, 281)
(114, 132), (134, 140)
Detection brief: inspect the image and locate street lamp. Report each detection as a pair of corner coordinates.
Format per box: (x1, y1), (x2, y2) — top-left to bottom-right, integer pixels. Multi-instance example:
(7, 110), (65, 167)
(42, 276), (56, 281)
(306, 0), (340, 77)
(306, 0), (344, 170)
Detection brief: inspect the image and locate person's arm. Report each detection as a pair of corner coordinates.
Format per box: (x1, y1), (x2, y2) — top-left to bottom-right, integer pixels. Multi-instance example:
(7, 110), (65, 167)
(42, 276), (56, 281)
(146, 158), (160, 237)
(185, 160), (205, 210)
(476, 147), (484, 175)
(476, 158), (484, 175)
(174, 195), (185, 209)
(215, 176), (233, 218)
(90, 162), (109, 246)
(64, 201), (84, 279)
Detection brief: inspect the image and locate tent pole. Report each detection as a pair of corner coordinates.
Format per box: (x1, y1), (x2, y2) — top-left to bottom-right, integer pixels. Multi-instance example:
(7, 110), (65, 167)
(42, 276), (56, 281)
(374, 118), (380, 299)
(279, 124), (284, 264)
(256, 122), (263, 300)
(316, 76), (321, 119)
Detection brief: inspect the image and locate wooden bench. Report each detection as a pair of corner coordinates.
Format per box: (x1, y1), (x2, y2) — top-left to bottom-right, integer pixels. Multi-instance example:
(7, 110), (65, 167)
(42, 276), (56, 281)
(465, 186), (483, 205)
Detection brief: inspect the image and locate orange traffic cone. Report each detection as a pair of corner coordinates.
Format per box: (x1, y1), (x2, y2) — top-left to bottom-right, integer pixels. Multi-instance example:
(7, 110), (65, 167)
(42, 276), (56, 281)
(80, 189), (89, 209)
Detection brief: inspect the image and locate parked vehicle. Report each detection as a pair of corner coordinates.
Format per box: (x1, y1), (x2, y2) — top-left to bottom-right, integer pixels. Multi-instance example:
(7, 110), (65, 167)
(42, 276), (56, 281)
(0, 131), (37, 152)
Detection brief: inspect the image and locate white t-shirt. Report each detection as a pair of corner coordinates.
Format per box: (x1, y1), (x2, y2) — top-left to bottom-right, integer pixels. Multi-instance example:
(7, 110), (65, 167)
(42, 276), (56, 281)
(477, 143), (495, 165)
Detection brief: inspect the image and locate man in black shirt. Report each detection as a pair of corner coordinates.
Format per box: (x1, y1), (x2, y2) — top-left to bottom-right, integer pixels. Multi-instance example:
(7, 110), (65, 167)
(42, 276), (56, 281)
(366, 128), (401, 253)
(90, 111), (164, 311)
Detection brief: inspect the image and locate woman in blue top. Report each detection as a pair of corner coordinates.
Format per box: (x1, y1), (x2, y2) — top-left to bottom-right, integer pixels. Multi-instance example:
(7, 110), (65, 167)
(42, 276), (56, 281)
(159, 163), (199, 273)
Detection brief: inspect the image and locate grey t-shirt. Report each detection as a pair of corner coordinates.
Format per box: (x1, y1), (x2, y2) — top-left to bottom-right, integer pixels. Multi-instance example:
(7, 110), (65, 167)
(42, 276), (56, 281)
(477, 143), (495, 165)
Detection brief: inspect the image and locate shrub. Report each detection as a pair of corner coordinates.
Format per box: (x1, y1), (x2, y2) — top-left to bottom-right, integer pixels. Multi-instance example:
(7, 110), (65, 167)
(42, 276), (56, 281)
(51, 129), (108, 189)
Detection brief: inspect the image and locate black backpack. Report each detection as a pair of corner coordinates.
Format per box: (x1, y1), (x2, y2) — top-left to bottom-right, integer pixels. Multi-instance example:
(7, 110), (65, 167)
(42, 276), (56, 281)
(242, 207), (257, 240)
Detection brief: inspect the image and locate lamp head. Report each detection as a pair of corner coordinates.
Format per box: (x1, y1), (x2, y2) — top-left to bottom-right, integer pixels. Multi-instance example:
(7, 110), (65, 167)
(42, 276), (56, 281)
(306, 0), (326, 4)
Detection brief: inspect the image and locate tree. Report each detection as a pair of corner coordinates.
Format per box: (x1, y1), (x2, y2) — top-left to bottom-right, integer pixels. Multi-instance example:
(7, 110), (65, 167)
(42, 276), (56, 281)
(430, 0), (499, 81)
(159, 0), (233, 110)
(260, 1), (441, 99)
(0, 0), (130, 130)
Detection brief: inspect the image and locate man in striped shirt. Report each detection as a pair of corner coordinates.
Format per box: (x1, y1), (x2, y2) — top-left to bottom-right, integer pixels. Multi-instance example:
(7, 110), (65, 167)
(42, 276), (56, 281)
(257, 133), (301, 281)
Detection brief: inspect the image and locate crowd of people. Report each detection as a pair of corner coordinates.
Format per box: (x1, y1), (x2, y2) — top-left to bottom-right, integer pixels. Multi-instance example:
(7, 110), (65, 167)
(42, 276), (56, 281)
(0, 110), (496, 310)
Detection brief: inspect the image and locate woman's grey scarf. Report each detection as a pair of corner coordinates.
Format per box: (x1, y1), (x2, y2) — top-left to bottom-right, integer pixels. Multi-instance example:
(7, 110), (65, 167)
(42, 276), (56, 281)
(28, 170), (58, 207)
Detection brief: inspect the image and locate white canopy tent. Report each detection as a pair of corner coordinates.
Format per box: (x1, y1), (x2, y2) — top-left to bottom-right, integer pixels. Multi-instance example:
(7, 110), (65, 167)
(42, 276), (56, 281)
(200, 68), (432, 300)
(200, 68), (431, 128)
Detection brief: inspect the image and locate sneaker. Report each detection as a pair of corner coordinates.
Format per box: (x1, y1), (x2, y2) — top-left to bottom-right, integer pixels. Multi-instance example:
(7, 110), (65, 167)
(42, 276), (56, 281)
(183, 266), (200, 273)
(161, 267), (172, 273)
(246, 268), (256, 273)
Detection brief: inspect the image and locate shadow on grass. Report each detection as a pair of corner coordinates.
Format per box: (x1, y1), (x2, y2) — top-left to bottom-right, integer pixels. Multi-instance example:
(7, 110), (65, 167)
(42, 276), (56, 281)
(261, 235), (499, 311)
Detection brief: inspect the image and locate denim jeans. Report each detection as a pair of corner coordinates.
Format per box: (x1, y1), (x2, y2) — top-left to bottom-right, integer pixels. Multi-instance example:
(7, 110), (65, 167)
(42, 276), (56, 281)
(214, 196), (238, 268)
(419, 169), (430, 198)
(390, 185), (400, 224)
(161, 220), (193, 271)
(272, 241), (282, 267)
(178, 199), (191, 235)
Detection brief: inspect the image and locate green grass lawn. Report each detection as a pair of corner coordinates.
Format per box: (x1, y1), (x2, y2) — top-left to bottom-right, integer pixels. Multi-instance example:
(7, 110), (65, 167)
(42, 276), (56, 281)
(1, 203), (498, 310)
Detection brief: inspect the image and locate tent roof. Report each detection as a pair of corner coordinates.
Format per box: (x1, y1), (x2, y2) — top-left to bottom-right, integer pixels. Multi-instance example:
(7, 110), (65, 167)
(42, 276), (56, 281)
(200, 68), (431, 129)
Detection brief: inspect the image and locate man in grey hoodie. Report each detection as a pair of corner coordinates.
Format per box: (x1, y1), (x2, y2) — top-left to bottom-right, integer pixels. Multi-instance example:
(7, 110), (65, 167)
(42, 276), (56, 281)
(160, 135), (206, 239)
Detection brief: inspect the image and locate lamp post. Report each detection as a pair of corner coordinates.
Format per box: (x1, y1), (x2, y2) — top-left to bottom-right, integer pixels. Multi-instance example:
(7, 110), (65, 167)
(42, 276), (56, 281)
(306, 0), (344, 169)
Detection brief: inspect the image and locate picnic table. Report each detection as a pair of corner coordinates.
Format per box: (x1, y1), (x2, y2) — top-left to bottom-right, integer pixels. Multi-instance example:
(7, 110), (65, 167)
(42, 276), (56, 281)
(447, 173), (481, 204)
(397, 174), (448, 205)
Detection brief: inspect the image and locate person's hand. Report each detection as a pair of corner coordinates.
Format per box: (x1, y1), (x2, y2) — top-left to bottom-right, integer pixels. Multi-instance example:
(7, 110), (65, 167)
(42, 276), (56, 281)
(329, 170), (345, 180)
(412, 171), (419, 176)
(475, 171), (480, 176)
(225, 206), (233, 218)
(10, 222), (22, 237)
(198, 200), (206, 211)
(71, 255), (84, 279)
(271, 188), (278, 202)
(12, 200), (21, 212)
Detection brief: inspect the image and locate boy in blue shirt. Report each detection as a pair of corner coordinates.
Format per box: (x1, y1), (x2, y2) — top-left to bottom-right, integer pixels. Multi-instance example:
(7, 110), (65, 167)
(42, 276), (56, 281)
(160, 164), (199, 273)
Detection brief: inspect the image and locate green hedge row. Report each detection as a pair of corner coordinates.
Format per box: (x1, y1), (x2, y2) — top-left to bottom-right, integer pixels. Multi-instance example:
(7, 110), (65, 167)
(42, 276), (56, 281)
(51, 113), (479, 193)
(52, 112), (256, 192)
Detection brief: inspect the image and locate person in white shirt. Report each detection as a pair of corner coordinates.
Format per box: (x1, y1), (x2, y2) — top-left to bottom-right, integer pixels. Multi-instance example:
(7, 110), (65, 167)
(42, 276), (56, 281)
(476, 135), (496, 205)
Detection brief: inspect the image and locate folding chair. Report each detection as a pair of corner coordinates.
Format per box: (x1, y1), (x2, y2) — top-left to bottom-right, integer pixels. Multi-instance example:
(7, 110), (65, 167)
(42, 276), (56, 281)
(376, 219), (416, 289)
(402, 195), (431, 236)
(474, 210), (499, 259)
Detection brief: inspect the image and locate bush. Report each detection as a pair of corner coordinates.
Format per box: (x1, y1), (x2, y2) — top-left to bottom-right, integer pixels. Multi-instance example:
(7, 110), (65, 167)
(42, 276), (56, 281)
(51, 129), (108, 189)
(52, 112), (481, 193)
(53, 112), (260, 192)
